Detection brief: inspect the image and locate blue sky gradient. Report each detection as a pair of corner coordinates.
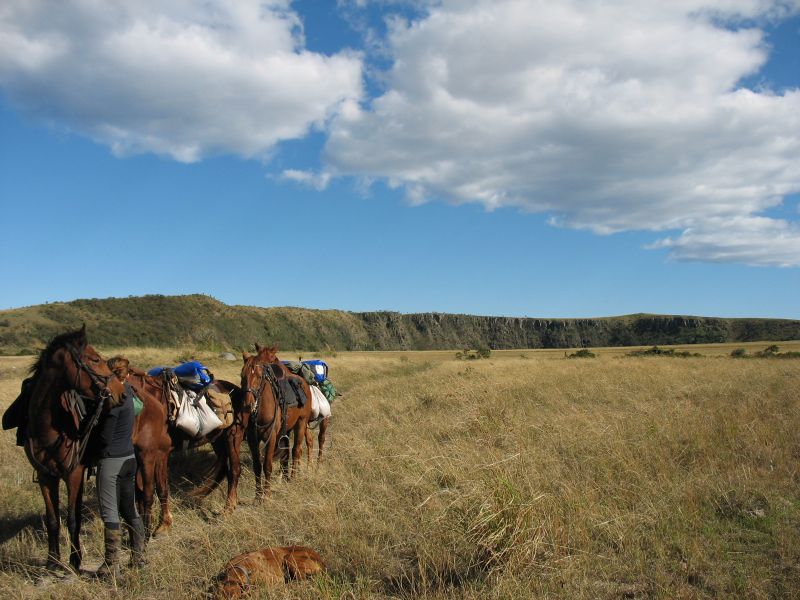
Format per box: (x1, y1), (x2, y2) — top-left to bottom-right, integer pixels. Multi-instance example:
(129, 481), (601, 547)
(1, 2), (798, 318)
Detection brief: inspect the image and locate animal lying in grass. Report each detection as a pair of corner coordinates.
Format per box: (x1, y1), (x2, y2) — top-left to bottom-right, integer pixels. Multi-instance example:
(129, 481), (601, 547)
(211, 545), (325, 598)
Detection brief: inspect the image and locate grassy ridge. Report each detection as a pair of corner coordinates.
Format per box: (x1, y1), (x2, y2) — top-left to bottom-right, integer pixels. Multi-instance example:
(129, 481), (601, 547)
(0, 348), (798, 598)
(1, 294), (799, 354)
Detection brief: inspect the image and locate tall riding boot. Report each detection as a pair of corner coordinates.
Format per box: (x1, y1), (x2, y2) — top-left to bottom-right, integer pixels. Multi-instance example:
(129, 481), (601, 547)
(128, 517), (147, 568)
(94, 526), (121, 579)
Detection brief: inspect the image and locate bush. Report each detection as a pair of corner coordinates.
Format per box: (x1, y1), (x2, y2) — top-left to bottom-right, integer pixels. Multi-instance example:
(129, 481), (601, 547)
(626, 346), (701, 358)
(730, 348), (747, 358)
(456, 348), (491, 360)
(568, 348), (596, 358)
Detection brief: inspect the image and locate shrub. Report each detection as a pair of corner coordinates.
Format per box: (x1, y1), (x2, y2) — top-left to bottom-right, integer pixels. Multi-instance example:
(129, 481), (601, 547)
(730, 348), (747, 358)
(456, 348), (491, 360)
(626, 346), (701, 358)
(568, 348), (596, 358)
(756, 345), (780, 357)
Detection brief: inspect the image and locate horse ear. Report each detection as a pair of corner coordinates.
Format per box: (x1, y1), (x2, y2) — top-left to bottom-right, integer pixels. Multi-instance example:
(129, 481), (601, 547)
(254, 343), (262, 353)
(76, 323), (87, 347)
(242, 351), (251, 361)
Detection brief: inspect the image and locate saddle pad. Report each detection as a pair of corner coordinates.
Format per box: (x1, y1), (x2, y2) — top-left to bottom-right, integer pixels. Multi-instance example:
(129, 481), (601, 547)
(278, 378), (306, 409)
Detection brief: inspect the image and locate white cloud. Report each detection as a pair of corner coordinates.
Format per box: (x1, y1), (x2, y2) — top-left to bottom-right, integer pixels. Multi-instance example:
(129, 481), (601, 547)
(325, 0), (800, 266)
(651, 216), (800, 266)
(281, 168), (331, 190)
(0, 0), (363, 162)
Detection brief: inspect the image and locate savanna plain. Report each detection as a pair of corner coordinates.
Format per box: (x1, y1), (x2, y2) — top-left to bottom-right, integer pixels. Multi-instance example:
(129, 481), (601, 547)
(1, 342), (799, 599)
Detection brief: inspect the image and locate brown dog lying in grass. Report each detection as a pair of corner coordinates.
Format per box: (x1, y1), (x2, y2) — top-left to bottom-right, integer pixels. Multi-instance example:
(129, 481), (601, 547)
(211, 545), (325, 598)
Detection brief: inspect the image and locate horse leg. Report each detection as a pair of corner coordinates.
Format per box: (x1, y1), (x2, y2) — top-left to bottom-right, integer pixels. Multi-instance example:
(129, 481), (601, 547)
(187, 438), (227, 501)
(65, 467), (85, 571)
(153, 452), (173, 536)
(136, 451), (157, 537)
(262, 433), (277, 495)
(38, 473), (62, 571)
(288, 418), (307, 480)
(305, 425), (314, 469)
(316, 417), (330, 465)
(223, 425), (244, 512)
(247, 426), (263, 500)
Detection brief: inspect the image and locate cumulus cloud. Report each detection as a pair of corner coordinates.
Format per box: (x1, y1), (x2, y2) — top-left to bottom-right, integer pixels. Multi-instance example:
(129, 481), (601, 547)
(325, 0), (800, 266)
(0, 0), (362, 162)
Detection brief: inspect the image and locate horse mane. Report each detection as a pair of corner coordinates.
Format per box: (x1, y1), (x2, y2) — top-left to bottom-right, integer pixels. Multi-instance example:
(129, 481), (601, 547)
(28, 326), (87, 378)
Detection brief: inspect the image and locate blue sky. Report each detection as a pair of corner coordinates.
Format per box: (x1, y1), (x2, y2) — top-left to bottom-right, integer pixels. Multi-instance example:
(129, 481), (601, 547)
(1, 1), (799, 318)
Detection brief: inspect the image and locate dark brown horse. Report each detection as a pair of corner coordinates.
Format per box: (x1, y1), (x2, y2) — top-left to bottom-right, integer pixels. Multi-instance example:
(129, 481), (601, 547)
(1, 327), (124, 571)
(120, 363), (248, 535)
(241, 345), (313, 498)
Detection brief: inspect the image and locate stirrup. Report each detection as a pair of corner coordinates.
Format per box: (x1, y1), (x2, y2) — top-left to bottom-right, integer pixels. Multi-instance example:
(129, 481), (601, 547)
(277, 434), (291, 451)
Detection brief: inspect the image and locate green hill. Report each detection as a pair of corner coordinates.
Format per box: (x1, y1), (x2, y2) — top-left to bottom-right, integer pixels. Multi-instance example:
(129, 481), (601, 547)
(1, 294), (798, 354)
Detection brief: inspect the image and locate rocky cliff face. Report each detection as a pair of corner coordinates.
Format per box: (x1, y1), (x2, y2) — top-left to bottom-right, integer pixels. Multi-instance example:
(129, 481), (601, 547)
(1, 295), (798, 353)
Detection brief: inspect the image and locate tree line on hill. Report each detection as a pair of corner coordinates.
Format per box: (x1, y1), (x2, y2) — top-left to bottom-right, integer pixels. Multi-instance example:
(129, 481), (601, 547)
(1, 294), (799, 355)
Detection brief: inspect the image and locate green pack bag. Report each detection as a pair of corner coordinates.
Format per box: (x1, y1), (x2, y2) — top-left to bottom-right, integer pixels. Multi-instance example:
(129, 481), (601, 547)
(319, 379), (337, 403)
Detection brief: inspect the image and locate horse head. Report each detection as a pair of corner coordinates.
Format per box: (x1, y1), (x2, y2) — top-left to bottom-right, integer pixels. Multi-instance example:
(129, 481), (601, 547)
(30, 326), (124, 410)
(240, 344), (281, 411)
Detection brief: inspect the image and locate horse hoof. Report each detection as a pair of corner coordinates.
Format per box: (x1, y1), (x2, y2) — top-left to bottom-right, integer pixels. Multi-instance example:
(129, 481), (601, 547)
(46, 561), (67, 573)
(153, 524), (171, 537)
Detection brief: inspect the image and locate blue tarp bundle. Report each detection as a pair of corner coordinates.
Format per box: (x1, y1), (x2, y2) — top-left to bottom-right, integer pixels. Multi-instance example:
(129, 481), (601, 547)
(147, 361), (212, 390)
(302, 360), (328, 384)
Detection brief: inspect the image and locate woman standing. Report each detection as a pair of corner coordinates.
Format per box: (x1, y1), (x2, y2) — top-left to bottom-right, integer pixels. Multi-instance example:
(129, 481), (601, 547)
(92, 356), (146, 578)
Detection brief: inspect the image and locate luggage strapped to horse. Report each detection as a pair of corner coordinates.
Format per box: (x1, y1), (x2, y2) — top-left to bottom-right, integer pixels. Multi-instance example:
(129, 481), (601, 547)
(155, 368), (233, 438)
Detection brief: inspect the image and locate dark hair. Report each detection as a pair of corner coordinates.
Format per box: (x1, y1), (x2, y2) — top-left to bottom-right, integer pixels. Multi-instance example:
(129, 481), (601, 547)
(107, 356), (131, 379)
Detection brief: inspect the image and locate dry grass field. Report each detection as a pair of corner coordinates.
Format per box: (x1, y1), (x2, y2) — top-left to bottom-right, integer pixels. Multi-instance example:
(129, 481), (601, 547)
(1, 343), (799, 599)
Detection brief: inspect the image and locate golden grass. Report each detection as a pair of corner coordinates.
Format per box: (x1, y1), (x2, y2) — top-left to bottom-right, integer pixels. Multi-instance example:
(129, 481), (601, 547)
(0, 345), (798, 598)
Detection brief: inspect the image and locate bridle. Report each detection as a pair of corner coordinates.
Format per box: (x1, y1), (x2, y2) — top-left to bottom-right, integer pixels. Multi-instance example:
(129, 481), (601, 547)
(64, 342), (118, 405)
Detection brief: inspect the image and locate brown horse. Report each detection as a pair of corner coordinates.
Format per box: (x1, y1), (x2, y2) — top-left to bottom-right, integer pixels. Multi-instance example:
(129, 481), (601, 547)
(120, 363), (249, 535)
(1, 326), (124, 571)
(241, 345), (313, 498)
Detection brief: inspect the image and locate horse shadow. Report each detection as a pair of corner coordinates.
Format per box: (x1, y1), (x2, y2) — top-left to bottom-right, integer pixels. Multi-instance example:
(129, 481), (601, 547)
(0, 513), (45, 546)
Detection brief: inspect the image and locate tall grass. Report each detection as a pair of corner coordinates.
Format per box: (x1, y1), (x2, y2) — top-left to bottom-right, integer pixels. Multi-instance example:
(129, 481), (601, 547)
(0, 349), (798, 598)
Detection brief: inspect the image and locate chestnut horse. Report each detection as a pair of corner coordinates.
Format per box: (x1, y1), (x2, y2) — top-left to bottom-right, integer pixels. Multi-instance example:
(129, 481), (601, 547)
(241, 345), (312, 498)
(1, 327), (124, 571)
(121, 364), (248, 535)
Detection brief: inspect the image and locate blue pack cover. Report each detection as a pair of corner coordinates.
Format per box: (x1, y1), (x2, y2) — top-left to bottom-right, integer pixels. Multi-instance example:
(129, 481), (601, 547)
(147, 366), (166, 377)
(173, 361), (212, 389)
(302, 360), (328, 383)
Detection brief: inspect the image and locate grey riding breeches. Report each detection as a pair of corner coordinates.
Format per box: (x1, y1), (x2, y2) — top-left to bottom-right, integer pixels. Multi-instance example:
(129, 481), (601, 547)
(96, 454), (139, 529)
